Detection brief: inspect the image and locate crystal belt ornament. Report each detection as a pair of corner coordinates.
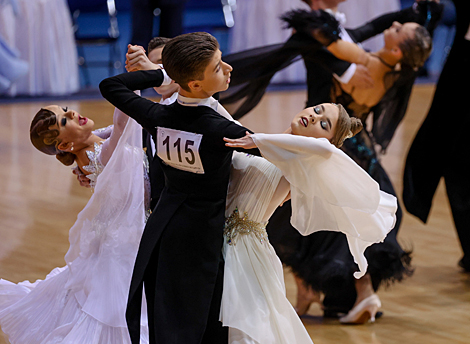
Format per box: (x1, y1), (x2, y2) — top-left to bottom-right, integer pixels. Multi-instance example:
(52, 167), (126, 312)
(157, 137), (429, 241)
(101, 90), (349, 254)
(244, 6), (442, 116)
(224, 208), (268, 245)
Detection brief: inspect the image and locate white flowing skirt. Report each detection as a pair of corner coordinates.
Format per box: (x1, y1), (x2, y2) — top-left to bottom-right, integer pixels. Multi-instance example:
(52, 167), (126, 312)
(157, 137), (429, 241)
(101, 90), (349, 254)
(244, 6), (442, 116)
(220, 233), (313, 344)
(0, 265), (148, 344)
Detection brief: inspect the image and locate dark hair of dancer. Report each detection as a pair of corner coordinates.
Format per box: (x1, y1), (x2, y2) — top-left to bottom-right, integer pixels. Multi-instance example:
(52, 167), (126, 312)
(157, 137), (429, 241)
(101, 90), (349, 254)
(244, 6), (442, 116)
(30, 108), (75, 166)
(399, 25), (432, 70)
(332, 104), (363, 148)
(162, 32), (219, 92)
(148, 36), (171, 53)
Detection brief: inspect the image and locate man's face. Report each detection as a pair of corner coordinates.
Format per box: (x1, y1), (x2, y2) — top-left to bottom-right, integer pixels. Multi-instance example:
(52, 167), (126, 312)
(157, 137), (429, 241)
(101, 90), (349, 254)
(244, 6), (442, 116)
(149, 46), (180, 96)
(197, 49), (233, 97)
(148, 46), (163, 64)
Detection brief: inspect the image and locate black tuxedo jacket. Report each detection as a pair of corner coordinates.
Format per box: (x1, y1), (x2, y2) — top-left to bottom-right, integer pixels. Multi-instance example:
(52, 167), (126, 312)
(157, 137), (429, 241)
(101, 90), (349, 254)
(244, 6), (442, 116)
(100, 70), (259, 344)
(403, 0), (470, 223)
(142, 129), (165, 211)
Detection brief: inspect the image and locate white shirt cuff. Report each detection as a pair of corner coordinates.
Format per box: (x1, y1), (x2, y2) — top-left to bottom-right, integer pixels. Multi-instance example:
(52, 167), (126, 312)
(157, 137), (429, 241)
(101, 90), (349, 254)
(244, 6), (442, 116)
(158, 64), (173, 86)
(334, 63), (357, 84)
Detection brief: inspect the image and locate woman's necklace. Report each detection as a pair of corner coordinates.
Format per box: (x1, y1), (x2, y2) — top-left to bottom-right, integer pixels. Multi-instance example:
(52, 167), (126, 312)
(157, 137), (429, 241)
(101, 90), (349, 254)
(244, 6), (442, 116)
(371, 54), (395, 70)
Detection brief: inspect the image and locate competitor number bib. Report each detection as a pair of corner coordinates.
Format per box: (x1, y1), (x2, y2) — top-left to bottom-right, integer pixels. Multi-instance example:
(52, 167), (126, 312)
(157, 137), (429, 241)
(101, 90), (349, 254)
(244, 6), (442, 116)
(156, 127), (204, 174)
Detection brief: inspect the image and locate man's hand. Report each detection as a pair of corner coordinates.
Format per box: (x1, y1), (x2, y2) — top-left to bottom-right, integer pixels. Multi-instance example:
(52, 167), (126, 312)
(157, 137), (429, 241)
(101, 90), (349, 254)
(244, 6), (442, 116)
(345, 64), (374, 89)
(125, 44), (160, 72)
(72, 166), (92, 188)
(224, 132), (256, 149)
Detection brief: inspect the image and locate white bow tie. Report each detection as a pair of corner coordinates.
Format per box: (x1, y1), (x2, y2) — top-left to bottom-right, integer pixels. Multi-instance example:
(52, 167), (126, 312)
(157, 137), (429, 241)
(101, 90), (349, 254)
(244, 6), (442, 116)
(325, 9), (347, 26)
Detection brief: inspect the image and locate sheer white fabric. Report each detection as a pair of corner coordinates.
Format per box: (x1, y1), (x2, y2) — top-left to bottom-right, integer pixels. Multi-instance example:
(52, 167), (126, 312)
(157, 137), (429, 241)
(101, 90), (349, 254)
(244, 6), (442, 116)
(0, 118), (148, 343)
(0, 0), (79, 96)
(252, 133), (397, 278)
(221, 135), (396, 342)
(221, 152), (313, 344)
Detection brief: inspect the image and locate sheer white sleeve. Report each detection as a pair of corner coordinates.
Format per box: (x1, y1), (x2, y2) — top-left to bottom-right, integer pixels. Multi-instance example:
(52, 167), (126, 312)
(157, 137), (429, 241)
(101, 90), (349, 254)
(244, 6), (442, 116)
(252, 133), (397, 278)
(64, 118), (146, 326)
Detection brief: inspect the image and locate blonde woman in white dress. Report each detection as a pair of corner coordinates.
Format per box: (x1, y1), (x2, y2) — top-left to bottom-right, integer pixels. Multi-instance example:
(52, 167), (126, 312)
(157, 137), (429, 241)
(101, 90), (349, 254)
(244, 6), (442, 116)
(221, 103), (397, 343)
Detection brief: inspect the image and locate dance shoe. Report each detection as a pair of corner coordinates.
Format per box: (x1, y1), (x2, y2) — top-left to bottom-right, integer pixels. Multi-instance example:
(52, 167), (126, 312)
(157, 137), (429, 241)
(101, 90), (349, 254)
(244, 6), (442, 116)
(295, 290), (321, 316)
(339, 294), (381, 324)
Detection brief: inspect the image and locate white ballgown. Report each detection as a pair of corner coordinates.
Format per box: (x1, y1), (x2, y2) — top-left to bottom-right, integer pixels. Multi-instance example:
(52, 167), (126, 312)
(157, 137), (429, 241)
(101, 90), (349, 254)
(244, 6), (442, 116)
(220, 133), (397, 344)
(0, 117), (149, 344)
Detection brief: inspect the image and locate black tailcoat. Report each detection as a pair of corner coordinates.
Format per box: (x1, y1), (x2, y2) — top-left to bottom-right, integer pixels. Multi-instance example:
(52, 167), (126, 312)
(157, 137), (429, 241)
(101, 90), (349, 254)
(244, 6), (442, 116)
(403, 0), (470, 268)
(100, 69), (259, 344)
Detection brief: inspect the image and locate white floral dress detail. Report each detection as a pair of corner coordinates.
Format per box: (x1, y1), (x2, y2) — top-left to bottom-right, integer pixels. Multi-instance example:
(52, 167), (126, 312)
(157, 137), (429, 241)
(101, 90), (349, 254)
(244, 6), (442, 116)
(83, 140), (151, 216)
(224, 208), (268, 246)
(221, 152), (314, 344)
(82, 142), (105, 187)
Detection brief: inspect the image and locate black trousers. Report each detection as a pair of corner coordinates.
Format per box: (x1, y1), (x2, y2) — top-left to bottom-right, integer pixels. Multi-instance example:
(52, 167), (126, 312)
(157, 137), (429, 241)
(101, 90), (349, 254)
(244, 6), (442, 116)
(130, 0), (186, 47)
(403, 38), (470, 267)
(143, 241), (228, 344)
(403, 93), (470, 267)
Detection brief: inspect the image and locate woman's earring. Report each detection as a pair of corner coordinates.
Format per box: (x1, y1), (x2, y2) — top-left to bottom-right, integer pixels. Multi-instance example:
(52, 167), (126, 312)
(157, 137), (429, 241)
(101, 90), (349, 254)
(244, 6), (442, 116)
(70, 143), (74, 151)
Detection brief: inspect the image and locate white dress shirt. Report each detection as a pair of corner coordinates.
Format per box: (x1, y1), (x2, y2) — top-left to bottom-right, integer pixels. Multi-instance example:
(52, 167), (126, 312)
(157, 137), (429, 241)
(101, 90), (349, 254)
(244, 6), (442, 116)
(325, 9), (358, 84)
(148, 92), (240, 157)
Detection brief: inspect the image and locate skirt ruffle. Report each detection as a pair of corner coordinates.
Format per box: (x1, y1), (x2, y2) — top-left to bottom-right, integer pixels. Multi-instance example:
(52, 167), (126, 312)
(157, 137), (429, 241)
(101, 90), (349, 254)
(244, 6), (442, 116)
(220, 233), (313, 344)
(267, 204), (413, 313)
(0, 266), (148, 344)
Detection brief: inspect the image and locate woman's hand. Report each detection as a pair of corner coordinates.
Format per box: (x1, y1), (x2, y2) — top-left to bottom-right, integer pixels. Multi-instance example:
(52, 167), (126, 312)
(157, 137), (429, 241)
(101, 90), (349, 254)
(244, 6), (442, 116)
(125, 44), (160, 72)
(72, 166), (92, 188)
(224, 132), (256, 149)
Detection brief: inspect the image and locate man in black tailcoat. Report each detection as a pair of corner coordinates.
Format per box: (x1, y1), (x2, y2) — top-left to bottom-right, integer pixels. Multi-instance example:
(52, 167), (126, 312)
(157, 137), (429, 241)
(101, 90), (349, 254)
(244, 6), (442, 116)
(100, 32), (259, 344)
(404, 0), (470, 272)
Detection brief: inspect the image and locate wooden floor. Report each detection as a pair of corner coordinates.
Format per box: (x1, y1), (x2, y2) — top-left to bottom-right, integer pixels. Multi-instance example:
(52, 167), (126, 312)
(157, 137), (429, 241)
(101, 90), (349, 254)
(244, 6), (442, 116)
(1, 85), (469, 343)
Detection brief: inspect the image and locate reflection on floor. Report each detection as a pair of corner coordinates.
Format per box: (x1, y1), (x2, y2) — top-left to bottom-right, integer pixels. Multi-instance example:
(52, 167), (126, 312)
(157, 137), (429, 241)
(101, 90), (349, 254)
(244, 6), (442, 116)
(1, 85), (469, 344)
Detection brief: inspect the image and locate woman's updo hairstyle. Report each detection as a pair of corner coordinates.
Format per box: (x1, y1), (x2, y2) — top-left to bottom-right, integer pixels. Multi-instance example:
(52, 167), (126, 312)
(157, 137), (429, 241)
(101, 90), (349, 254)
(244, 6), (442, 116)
(399, 25), (432, 70)
(330, 104), (363, 148)
(30, 108), (76, 166)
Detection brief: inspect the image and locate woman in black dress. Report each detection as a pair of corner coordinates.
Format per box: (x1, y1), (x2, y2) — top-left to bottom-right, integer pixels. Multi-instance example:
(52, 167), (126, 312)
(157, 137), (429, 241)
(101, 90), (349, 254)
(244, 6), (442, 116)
(220, 2), (442, 323)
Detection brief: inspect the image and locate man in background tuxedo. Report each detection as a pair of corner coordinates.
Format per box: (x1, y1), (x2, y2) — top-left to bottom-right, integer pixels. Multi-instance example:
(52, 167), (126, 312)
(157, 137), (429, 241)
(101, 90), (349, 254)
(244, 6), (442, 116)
(404, 0), (470, 273)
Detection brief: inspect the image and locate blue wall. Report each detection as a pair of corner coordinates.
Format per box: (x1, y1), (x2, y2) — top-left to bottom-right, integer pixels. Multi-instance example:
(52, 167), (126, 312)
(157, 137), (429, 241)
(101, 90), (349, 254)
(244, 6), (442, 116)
(74, 0), (232, 88)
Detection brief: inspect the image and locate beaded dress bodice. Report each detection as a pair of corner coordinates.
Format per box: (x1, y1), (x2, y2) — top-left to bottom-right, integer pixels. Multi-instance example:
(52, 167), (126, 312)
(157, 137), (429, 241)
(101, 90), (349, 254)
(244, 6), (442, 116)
(82, 142), (105, 187)
(224, 152), (286, 245)
(81, 140), (151, 213)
